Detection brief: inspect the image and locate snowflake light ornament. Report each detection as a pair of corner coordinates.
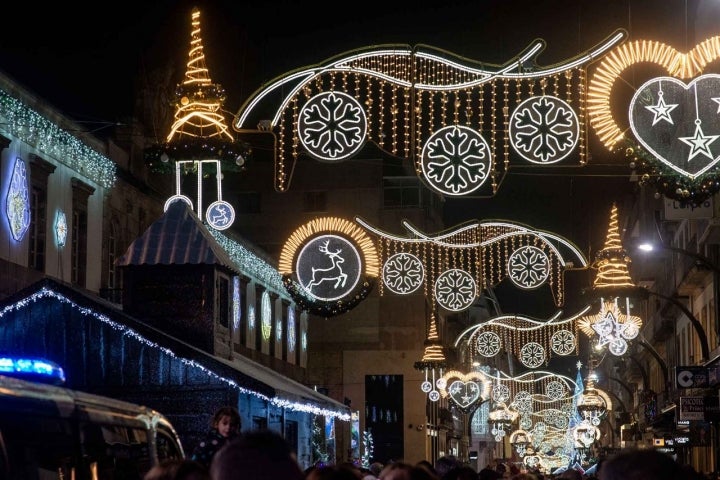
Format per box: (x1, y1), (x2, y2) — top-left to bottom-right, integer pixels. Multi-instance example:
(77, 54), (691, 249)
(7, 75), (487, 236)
(420, 125), (491, 196)
(509, 96), (580, 164)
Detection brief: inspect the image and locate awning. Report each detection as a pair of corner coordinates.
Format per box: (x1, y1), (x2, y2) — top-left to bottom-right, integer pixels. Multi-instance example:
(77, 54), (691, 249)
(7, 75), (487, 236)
(215, 355), (351, 421)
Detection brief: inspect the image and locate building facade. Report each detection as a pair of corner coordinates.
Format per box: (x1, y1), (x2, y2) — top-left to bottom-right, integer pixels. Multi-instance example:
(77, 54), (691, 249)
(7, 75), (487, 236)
(0, 68), (351, 469)
(618, 186), (720, 473)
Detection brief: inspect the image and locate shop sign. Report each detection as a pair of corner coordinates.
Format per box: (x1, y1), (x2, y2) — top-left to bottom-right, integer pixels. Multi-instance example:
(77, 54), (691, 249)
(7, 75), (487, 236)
(676, 366), (709, 388)
(679, 396), (706, 421)
(664, 198), (713, 220)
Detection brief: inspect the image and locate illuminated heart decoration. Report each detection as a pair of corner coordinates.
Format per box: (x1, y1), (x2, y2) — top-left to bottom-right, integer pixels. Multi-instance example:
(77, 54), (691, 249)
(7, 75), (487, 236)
(629, 74), (720, 180)
(448, 380), (481, 410)
(588, 36), (720, 150)
(438, 371), (490, 413)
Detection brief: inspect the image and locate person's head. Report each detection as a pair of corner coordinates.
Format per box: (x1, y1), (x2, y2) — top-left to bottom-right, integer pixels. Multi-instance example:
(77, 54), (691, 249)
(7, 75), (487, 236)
(379, 462), (438, 480)
(306, 464), (363, 480)
(370, 463), (385, 476)
(558, 469), (582, 480)
(444, 465), (479, 480)
(144, 459), (209, 480)
(209, 429), (303, 480)
(434, 456), (460, 478)
(598, 448), (683, 480)
(210, 406), (241, 438)
(478, 467), (502, 480)
(415, 461), (437, 477)
(510, 474), (537, 480)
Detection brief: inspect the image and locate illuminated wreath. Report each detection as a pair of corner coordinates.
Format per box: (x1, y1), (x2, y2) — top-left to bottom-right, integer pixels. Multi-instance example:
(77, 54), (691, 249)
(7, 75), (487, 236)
(144, 138), (251, 174)
(626, 140), (720, 207)
(279, 217), (379, 317)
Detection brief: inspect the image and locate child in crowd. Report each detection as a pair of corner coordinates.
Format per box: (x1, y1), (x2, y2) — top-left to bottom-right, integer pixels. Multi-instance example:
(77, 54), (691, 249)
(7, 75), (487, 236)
(190, 406), (241, 469)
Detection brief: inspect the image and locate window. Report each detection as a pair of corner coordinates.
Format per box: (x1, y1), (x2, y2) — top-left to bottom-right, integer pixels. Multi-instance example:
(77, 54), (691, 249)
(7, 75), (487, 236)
(365, 375), (404, 463)
(383, 177), (422, 208)
(239, 278), (248, 346)
(303, 191), (327, 212)
(156, 425), (184, 462)
(28, 155), (55, 272)
(28, 185), (46, 271)
(81, 423), (152, 478)
(71, 178), (94, 287)
(103, 217), (122, 303)
(0, 415), (77, 480)
(284, 420), (299, 456)
(218, 275), (230, 329)
(252, 416), (267, 430)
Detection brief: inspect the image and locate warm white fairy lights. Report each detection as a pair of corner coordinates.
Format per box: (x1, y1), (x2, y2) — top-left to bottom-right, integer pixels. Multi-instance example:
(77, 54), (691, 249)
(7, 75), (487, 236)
(0, 90), (116, 188)
(165, 9), (235, 144)
(0, 286), (350, 420)
(588, 35), (720, 149)
(357, 217), (588, 313)
(279, 217), (379, 277)
(437, 369), (492, 412)
(454, 306), (590, 368)
(233, 32), (621, 192)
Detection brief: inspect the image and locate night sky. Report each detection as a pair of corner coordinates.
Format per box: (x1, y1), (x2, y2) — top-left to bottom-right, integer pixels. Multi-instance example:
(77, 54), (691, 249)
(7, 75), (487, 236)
(1, 0), (718, 315)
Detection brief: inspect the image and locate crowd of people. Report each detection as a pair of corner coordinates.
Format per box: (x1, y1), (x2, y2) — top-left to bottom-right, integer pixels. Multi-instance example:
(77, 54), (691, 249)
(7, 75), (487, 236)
(144, 406), (715, 480)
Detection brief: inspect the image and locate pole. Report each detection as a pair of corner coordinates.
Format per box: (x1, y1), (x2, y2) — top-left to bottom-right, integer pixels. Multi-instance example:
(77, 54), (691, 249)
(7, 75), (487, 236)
(642, 288), (709, 360)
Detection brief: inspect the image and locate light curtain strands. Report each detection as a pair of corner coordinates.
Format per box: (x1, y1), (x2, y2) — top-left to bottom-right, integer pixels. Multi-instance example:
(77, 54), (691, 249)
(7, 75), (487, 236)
(357, 217), (588, 310)
(455, 308), (591, 367)
(234, 33), (625, 192)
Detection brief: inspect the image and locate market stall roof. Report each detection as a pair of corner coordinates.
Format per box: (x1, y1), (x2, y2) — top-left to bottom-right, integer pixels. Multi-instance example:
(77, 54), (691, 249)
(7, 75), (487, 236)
(116, 200), (235, 268)
(0, 278), (350, 420)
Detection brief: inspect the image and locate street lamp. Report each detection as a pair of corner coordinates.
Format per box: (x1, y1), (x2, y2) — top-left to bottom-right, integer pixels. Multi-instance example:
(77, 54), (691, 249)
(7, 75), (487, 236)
(636, 242), (720, 275)
(634, 240), (716, 361)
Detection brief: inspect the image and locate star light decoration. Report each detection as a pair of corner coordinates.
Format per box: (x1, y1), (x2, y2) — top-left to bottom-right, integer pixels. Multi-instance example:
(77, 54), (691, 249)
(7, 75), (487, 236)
(579, 204), (645, 356)
(588, 36), (720, 206)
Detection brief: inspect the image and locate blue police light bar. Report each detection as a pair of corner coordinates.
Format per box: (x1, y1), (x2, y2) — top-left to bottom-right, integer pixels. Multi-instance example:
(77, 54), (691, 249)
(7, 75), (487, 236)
(0, 356), (66, 385)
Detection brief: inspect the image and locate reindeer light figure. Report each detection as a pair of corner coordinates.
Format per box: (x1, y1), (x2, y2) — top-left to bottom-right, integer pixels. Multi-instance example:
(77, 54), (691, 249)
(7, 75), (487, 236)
(304, 239), (348, 292)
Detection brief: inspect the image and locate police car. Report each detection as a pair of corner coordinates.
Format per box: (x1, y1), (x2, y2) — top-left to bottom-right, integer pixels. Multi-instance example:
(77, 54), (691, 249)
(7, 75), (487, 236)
(0, 357), (184, 479)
